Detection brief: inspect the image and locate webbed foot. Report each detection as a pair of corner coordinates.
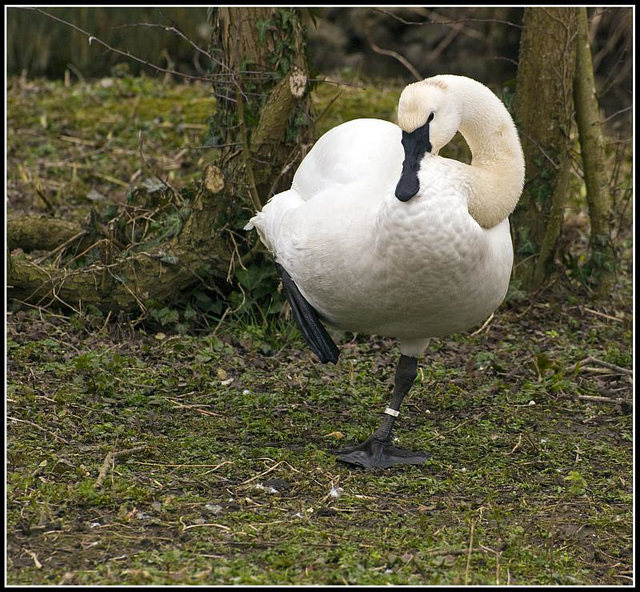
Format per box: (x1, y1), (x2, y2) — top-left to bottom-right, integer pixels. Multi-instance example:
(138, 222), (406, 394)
(335, 435), (429, 469)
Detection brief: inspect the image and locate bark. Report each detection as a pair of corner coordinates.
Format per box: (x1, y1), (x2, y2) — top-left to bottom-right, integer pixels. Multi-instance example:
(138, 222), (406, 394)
(210, 7), (312, 206)
(8, 251), (188, 313)
(512, 7), (578, 290)
(7, 216), (88, 253)
(574, 7), (616, 294)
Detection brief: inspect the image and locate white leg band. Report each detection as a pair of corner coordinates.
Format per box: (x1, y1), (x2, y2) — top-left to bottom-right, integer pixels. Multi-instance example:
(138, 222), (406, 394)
(384, 407), (400, 417)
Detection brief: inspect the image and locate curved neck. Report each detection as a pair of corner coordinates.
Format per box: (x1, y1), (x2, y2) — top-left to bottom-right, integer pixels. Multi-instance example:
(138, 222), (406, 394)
(449, 77), (525, 228)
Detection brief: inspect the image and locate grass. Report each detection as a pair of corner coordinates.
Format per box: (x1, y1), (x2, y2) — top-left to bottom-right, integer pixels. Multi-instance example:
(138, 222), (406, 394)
(6, 74), (634, 585)
(6, 301), (633, 585)
(7, 74), (214, 219)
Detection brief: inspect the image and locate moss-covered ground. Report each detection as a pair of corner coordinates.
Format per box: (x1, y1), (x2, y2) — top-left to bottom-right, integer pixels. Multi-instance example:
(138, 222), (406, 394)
(6, 75), (634, 585)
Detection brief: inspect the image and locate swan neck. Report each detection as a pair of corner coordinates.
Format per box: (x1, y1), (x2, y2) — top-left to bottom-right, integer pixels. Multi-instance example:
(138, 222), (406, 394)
(451, 78), (525, 228)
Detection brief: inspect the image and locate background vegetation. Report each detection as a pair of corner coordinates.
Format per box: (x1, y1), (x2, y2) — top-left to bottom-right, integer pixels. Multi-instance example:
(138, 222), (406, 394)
(6, 6), (633, 586)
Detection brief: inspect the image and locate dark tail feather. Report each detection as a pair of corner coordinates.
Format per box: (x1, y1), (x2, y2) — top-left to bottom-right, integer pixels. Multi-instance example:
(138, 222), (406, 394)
(276, 263), (339, 364)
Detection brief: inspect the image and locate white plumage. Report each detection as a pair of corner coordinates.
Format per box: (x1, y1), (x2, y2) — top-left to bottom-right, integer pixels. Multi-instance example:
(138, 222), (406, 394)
(247, 75), (524, 357)
(245, 74), (525, 468)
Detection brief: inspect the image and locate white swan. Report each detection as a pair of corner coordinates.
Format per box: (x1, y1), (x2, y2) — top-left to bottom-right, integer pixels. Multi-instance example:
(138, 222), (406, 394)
(245, 74), (525, 468)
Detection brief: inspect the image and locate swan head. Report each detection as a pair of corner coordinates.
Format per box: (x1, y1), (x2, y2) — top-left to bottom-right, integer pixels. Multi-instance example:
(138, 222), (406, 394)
(395, 79), (462, 202)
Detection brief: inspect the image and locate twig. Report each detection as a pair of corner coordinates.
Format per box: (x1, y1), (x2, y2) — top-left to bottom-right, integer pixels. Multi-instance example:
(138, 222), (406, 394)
(480, 544), (502, 585)
(465, 520), (475, 585)
(576, 394), (632, 405)
(25, 8), (213, 84)
(228, 540), (338, 549)
(62, 237), (107, 268)
(65, 62), (86, 84)
(578, 356), (632, 376)
(427, 20), (464, 64)
(582, 307), (624, 323)
(471, 313), (495, 336)
(603, 105), (633, 124)
(242, 460), (286, 485)
(179, 517), (231, 531)
(7, 416), (69, 444)
(91, 172), (129, 188)
(165, 398), (222, 417)
(372, 7), (522, 29)
(35, 186), (55, 215)
(508, 433), (523, 454)
(24, 549), (42, 569)
(33, 230), (89, 265)
(94, 446), (148, 488)
(581, 367), (627, 377)
(308, 78), (364, 89)
(241, 460), (300, 486)
(364, 25), (422, 81)
(613, 575), (634, 582)
(114, 22), (214, 62)
(423, 547), (485, 556)
(313, 90), (343, 128)
(130, 461), (232, 469)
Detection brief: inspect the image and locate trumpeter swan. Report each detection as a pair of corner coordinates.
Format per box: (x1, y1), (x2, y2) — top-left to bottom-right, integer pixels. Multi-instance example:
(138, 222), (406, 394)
(245, 74), (525, 468)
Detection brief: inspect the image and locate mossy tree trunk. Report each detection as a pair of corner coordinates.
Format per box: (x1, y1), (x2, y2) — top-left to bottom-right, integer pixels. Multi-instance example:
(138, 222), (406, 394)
(512, 7), (578, 290)
(573, 6), (616, 295)
(208, 7), (313, 209)
(7, 7), (313, 315)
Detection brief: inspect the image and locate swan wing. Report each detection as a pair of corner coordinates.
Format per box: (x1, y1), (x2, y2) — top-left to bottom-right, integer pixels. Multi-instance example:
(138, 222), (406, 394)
(246, 118), (403, 259)
(292, 118), (403, 201)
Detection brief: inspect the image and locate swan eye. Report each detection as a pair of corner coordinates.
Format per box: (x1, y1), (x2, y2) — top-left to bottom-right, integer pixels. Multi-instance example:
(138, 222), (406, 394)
(427, 112), (435, 123)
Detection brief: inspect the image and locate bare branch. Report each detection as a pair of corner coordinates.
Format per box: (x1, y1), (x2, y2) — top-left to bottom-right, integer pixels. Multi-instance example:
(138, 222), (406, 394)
(372, 7), (522, 29)
(602, 105), (632, 124)
(112, 22), (214, 64)
(364, 24), (421, 81)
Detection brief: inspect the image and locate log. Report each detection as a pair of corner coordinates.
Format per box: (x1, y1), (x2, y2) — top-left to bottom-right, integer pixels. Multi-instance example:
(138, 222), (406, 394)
(7, 191), (232, 313)
(7, 216), (89, 252)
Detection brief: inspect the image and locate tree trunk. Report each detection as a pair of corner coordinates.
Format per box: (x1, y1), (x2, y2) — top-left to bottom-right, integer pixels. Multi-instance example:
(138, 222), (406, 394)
(512, 7), (578, 290)
(574, 6), (616, 295)
(209, 7), (312, 208)
(7, 8), (313, 314)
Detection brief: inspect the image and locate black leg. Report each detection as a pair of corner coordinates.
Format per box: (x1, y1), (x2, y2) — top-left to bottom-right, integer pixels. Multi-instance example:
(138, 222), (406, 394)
(336, 354), (429, 469)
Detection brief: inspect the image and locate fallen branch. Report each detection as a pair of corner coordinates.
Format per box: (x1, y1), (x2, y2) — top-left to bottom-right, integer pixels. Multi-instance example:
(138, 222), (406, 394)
(576, 394), (632, 405)
(578, 355), (632, 376)
(7, 194), (232, 314)
(582, 307), (624, 323)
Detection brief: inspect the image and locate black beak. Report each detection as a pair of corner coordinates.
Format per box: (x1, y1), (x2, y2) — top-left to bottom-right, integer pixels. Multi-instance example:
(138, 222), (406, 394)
(395, 120), (432, 202)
